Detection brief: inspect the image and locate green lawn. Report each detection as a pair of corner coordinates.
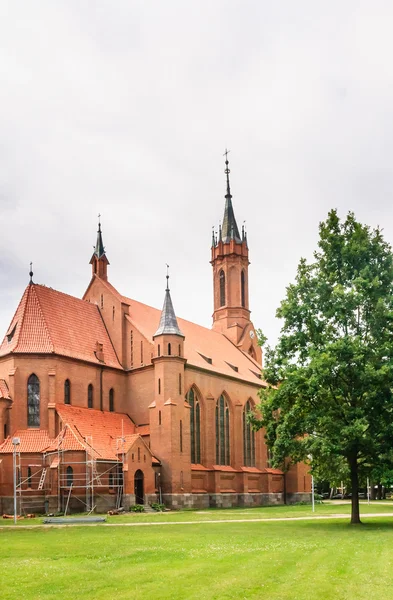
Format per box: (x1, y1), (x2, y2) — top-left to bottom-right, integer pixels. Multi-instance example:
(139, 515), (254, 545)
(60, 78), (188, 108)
(1, 508), (393, 599)
(2, 500), (393, 527)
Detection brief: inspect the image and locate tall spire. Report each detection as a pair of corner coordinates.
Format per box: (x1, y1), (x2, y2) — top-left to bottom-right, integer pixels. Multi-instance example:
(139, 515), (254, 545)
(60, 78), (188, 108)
(90, 214), (109, 280)
(154, 266), (184, 337)
(94, 214), (105, 259)
(221, 150), (241, 243)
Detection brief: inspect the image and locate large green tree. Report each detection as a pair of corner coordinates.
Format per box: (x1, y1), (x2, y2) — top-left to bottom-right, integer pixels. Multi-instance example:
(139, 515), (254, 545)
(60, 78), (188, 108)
(252, 210), (393, 524)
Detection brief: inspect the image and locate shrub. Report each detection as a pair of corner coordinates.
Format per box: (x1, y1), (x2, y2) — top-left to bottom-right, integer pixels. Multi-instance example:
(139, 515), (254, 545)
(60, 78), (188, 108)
(151, 503), (166, 512)
(130, 504), (145, 512)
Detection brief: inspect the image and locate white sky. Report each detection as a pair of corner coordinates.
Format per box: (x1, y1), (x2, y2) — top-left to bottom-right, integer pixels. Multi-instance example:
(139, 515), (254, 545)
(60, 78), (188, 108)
(1, 1), (393, 348)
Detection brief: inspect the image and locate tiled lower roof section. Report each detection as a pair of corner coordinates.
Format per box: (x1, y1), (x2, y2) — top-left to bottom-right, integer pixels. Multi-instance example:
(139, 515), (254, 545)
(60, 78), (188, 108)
(0, 379), (10, 400)
(0, 430), (54, 453)
(55, 404), (137, 460)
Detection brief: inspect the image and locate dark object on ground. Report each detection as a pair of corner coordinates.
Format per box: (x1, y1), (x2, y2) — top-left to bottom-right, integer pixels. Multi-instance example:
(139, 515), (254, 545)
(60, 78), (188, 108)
(43, 516), (106, 524)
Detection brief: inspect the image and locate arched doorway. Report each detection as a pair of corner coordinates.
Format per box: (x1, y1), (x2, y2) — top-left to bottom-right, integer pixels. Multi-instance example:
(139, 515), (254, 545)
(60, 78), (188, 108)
(134, 469), (144, 504)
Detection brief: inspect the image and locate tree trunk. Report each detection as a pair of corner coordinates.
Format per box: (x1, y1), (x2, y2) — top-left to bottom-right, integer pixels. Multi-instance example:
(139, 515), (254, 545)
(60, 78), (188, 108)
(377, 483), (383, 500)
(370, 481), (376, 500)
(349, 456), (361, 525)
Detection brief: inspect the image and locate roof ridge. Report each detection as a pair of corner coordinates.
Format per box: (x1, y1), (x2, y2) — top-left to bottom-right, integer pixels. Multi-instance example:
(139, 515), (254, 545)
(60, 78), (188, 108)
(30, 284), (55, 352)
(34, 283), (96, 307)
(6, 284), (30, 352)
(96, 301), (122, 367)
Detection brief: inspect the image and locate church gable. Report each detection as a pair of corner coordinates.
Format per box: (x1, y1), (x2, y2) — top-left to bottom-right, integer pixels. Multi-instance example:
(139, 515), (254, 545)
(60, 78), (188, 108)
(0, 284), (121, 368)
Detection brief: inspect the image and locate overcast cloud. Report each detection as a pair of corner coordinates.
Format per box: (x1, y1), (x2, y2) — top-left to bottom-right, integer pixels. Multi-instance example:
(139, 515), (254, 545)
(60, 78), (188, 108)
(1, 0), (393, 348)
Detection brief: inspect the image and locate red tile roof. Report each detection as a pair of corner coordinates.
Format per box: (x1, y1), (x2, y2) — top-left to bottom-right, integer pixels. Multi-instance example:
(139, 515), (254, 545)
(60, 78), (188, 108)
(96, 277), (265, 386)
(0, 379), (10, 400)
(0, 284), (121, 368)
(0, 429), (53, 453)
(53, 404), (138, 460)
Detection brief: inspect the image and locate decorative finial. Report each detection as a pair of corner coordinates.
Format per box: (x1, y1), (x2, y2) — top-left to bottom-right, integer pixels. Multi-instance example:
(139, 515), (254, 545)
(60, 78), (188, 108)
(166, 263), (170, 291)
(98, 213), (101, 231)
(29, 262), (33, 284)
(223, 148), (231, 197)
(211, 226), (216, 248)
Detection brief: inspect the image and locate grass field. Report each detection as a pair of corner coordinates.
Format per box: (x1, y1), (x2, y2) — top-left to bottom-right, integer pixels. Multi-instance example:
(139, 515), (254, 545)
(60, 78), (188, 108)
(2, 499), (393, 527)
(1, 504), (393, 599)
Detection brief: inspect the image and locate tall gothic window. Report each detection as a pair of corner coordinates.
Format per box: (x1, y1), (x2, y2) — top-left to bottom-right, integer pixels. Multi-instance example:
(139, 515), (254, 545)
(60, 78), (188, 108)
(243, 400), (255, 467)
(241, 270), (246, 308)
(88, 384), (93, 409)
(66, 466), (73, 487)
(109, 388), (114, 412)
(187, 388), (201, 464)
(64, 379), (71, 405)
(216, 395), (230, 465)
(219, 270), (226, 307)
(27, 374), (40, 427)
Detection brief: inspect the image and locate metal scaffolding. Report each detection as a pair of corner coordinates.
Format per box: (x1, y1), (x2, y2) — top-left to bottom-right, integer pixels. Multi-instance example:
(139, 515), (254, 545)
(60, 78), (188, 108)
(11, 426), (126, 516)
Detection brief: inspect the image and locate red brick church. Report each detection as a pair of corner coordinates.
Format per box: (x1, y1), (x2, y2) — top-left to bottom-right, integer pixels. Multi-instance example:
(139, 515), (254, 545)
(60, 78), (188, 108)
(0, 159), (310, 514)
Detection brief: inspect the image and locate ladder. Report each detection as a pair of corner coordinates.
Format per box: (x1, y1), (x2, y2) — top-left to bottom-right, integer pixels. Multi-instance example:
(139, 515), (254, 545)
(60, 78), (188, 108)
(93, 465), (102, 486)
(38, 468), (47, 490)
(116, 485), (123, 509)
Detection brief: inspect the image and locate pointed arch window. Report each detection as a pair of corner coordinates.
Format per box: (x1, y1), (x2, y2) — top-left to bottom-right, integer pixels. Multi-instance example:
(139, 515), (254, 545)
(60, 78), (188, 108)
(187, 388), (201, 464)
(27, 374), (40, 427)
(109, 388), (114, 412)
(66, 466), (73, 487)
(88, 384), (93, 409)
(241, 270), (246, 308)
(64, 379), (71, 405)
(216, 395), (230, 465)
(243, 400), (255, 467)
(219, 270), (226, 307)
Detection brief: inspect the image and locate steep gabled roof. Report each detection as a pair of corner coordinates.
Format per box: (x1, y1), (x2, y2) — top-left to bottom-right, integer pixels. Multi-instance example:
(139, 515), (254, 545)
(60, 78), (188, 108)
(0, 284), (121, 368)
(87, 275), (264, 386)
(123, 295), (264, 386)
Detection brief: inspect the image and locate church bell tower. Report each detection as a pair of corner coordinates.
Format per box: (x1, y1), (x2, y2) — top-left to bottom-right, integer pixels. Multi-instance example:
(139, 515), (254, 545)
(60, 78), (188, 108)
(211, 154), (259, 360)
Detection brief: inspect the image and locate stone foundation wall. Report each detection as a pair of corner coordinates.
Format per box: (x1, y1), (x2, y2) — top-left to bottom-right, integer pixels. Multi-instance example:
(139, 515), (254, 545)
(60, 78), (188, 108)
(162, 492), (284, 509)
(286, 492), (312, 504)
(0, 492), (309, 514)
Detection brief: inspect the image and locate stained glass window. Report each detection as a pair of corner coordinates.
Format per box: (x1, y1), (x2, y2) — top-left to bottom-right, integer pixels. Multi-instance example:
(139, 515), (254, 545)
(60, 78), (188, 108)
(27, 374), (40, 427)
(187, 388), (201, 464)
(243, 400), (255, 466)
(216, 395), (230, 465)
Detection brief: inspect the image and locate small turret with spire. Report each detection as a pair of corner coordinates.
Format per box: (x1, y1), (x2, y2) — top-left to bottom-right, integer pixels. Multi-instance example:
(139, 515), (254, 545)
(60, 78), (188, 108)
(154, 266), (183, 338)
(89, 215), (109, 280)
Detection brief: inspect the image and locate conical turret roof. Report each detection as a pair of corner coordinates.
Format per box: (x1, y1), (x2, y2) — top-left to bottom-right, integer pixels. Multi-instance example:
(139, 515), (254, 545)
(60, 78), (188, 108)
(154, 275), (183, 337)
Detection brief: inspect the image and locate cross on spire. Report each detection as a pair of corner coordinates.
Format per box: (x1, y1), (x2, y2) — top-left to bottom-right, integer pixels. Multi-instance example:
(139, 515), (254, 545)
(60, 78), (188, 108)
(29, 262), (33, 284)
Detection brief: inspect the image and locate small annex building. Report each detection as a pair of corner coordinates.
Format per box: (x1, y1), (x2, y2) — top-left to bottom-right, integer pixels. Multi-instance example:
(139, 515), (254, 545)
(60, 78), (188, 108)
(0, 160), (310, 514)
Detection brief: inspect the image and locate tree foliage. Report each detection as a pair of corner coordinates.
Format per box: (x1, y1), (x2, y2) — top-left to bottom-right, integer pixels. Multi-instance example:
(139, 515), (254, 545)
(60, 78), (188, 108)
(251, 210), (393, 524)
